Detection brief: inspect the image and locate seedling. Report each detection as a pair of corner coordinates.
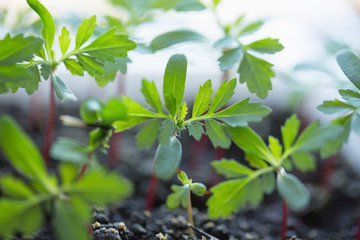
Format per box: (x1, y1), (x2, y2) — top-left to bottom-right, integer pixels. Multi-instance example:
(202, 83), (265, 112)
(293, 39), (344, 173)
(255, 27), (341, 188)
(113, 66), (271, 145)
(0, 115), (132, 240)
(207, 114), (341, 238)
(0, 0), (136, 165)
(166, 169), (207, 238)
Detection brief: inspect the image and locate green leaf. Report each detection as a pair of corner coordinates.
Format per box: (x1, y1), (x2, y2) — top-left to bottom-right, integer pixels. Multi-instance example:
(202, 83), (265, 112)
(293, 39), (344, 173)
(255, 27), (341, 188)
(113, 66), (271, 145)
(177, 170), (189, 185)
(178, 102), (188, 121)
(205, 119), (231, 149)
(0, 65), (30, 94)
(100, 97), (127, 125)
(190, 182), (207, 196)
(262, 172), (275, 194)
(150, 30), (204, 51)
(281, 114), (300, 152)
(0, 175), (34, 199)
(113, 96), (158, 132)
(268, 136), (282, 160)
(64, 59), (84, 76)
(0, 34), (43, 65)
(291, 152), (316, 172)
(238, 51), (274, 99)
(208, 78), (236, 114)
(352, 112), (360, 136)
(39, 63), (51, 80)
(80, 97), (104, 124)
(82, 28), (137, 62)
(76, 54), (103, 77)
(0, 115), (48, 185)
(246, 38), (284, 54)
(174, 0), (206, 11)
(212, 0), (221, 6)
(188, 121), (205, 141)
(213, 36), (238, 49)
(192, 79), (213, 117)
(212, 158), (253, 178)
(320, 120), (351, 158)
(207, 177), (263, 218)
(339, 89), (360, 102)
(218, 47), (243, 71)
(26, 0), (55, 55)
(76, 15), (96, 49)
(159, 119), (175, 145)
(238, 20), (264, 36)
(59, 163), (79, 185)
(336, 50), (360, 90)
(245, 152), (268, 168)
(53, 198), (90, 240)
(154, 136), (182, 180)
(163, 54), (187, 116)
(94, 57), (131, 86)
(70, 169), (133, 205)
(52, 74), (77, 102)
(136, 119), (160, 149)
(317, 99), (355, 114)
(167, 185), (189, 209)
(212, 98), (271, 127)
(59, 27), (71, 55)
(26, 65), (41, 95)
(50, 137), (92, 164)
(277, 173), (310, 211)
(141, 79), (163, 113)
(230, 126), (273, 163)
(88, 128), (112, 151)
(0, 199), (44, 237)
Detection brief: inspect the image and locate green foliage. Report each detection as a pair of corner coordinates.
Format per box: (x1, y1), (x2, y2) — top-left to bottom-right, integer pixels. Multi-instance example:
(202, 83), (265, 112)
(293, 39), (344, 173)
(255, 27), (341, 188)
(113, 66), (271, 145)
(166, 170), (206, 209)
(207, 114), (338, 218)
(0, 115), (132, 239)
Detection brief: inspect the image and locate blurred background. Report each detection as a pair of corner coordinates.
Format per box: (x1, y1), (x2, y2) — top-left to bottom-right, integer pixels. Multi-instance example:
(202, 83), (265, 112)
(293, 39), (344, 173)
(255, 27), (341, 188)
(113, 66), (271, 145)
(1, 0), (360, 169)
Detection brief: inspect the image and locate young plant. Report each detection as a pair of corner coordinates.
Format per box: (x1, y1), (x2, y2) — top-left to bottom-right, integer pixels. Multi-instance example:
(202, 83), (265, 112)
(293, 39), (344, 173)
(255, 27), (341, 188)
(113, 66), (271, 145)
(113, 53), (271, 181)
(0, 115), (132, 240)
(166, 169), (207, 238)
(206, 114), (341, 237)
(0, 0), (136, 165)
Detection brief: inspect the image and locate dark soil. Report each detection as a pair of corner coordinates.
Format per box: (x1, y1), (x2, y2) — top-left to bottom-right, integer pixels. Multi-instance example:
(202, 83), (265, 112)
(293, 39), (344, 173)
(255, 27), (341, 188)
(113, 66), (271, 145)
(1, 103), (360, 240)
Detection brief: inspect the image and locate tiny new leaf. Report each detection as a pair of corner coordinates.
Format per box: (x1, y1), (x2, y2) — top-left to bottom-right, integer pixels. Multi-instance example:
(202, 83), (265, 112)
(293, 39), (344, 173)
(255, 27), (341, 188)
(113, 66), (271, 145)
(192, 79), (213, 117)
(52, 75), (77, 102)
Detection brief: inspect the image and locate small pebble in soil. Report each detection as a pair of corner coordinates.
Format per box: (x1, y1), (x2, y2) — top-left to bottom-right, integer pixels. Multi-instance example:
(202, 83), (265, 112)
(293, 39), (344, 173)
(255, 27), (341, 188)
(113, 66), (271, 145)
(156, 232), (168, 240)
(132, 223), (147, 235)
(92, 227), (121, 240)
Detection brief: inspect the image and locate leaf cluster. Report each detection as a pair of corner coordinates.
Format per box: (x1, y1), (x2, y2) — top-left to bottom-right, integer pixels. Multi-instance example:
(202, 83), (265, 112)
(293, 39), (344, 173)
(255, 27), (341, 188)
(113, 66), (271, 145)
(207, 114), (342, 218)
(111, 54), (271, 180)
(0, 115), (132, 240)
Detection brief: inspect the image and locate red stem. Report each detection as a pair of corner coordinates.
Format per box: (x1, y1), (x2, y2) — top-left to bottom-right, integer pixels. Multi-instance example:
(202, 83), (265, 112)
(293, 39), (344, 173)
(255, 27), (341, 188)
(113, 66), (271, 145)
(42, 79), (56, 169)
(281, 199), (288, 240)
(30, 89), (43, 131)
(145, 171), (158, 211)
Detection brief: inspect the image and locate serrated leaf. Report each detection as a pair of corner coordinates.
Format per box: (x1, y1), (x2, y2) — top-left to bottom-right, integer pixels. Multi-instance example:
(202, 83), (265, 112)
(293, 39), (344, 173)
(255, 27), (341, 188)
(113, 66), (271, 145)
(281, 114), (300, 152)
(245, 152), (268, 168)
(0, 65), (30, 94)
(154, 136), (182, 180)
(291, 152), (316, 172)
(50, 137), (91, 164)
(212, 158), (253, 178)
(163, 54), (187, 116)
(230, 126), (273, 163)
(59, 26), (70, 55)
(167, 185), (189, 209)
(136, 119), (160, 149)
(207, 177), (263, 218)
(268, 136), (282, 160)
(26, 0), (55, 54)
(0, 34), (43, 65)
(212, 98), (271, 127)
(64, 59), (84, 76)
(192, 79), (213, 117)
(95, 57), (131, 86)
(188, 121), (205, 141)
(141, 79), (163, 113)
(150, 30), (204, 51)
(262, 172), (275, 194)
(25, 65), (41, 95)
(76, 54), (103, 77)
(0, 115), (48, 187)
(238, 20), (264, 36)
(39, 63), (51, 80)
(178, 102), (188, 120)
(0, 199), (44, 237)
(113, 96), (158, 132)
(205, 119), (231, 149)
(336, 50), (360, 90)
(218, 47), (243, 71)
(159, 119), (175, 144)
(52, 74), (77, 102)
(238, 51), (274, 99)
(76, 15), (96, 49)
(317, 99), (355, 114)
(246, 38), (284, 54)
(213, 36), (238, 49)
(277, 173), (310, 211)
(0, 175), (33, 199)
(208, 78), (236, 114)
(339, 89), (360, 101)
(82, 28), (137, 62)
